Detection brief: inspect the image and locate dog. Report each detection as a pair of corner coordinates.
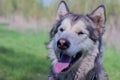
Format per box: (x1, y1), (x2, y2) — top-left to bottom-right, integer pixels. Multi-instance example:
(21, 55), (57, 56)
(47, 1), (108, 80)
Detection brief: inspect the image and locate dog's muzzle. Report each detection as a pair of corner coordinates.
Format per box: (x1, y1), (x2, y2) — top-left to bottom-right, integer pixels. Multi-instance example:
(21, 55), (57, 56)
(57, 38), (70, 50)
(53, 38), (83, 74)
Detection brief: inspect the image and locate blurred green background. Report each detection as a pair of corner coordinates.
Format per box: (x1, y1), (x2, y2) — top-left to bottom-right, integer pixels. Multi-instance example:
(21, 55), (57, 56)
(0, 0), (120, 80)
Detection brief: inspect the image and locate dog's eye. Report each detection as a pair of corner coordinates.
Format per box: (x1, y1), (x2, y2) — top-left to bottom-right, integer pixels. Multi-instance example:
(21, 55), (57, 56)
(77, 31), (84, 35)
(60, 28), (64, 32)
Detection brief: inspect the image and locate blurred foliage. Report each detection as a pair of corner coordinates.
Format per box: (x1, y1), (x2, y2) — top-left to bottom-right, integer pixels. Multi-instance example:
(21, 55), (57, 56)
(0, 24), (50, 80)
(0, 0), (43, 19)
(0, 0), (119, 20)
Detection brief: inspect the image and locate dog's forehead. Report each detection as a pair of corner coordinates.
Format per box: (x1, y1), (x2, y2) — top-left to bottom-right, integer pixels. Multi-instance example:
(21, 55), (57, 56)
(62, 18), (71, 28)
(61, 16), (87, 32)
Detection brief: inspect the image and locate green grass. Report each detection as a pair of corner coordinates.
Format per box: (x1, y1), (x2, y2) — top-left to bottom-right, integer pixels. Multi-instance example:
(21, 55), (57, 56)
(0, 24), (120, 80)
(0, 24), (50, 80)
(104, 48), (120, 80)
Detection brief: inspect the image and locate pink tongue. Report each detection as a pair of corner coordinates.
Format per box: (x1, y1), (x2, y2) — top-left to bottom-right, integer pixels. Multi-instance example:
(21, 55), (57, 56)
(53, 62), (70, 74)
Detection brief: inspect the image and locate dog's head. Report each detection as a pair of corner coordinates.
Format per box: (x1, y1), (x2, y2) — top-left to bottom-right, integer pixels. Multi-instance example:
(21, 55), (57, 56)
(50, 1), (106, 74)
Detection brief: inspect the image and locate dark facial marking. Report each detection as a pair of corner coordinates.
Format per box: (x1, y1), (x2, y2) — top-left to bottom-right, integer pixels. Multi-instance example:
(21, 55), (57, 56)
(72, 14), (80, 21)
(87, 26), (98, 42)
(50, 20), (62, 38)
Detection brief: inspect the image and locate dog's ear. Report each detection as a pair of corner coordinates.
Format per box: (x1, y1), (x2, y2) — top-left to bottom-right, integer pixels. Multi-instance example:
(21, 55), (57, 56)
(88, 5), (106, 35)
(56, 1), (69, 21)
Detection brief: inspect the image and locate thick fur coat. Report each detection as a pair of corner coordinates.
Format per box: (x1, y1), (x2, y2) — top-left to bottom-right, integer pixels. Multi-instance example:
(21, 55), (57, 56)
(47, 1), (108, 80)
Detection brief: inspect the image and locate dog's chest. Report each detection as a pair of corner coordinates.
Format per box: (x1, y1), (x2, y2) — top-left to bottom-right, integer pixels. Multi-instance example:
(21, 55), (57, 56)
(56, 69), (76, 80)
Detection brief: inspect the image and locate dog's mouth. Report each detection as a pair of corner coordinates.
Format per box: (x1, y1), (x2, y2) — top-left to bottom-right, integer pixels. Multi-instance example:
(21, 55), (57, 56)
(53, 51), (82, 74)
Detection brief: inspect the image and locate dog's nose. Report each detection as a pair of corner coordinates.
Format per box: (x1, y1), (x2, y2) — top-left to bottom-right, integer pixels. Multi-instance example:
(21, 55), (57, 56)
(57, 38), (70, 50)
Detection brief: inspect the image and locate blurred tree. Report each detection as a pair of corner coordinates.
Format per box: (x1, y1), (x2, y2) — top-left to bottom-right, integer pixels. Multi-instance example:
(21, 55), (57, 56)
(0, 0), (119, 20)
(0, 0), (5, 16)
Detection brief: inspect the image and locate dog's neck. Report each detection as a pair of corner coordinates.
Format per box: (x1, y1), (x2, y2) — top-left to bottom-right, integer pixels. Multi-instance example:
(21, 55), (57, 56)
(74, 44), (99, 80)
(51, 43), (99, 80)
